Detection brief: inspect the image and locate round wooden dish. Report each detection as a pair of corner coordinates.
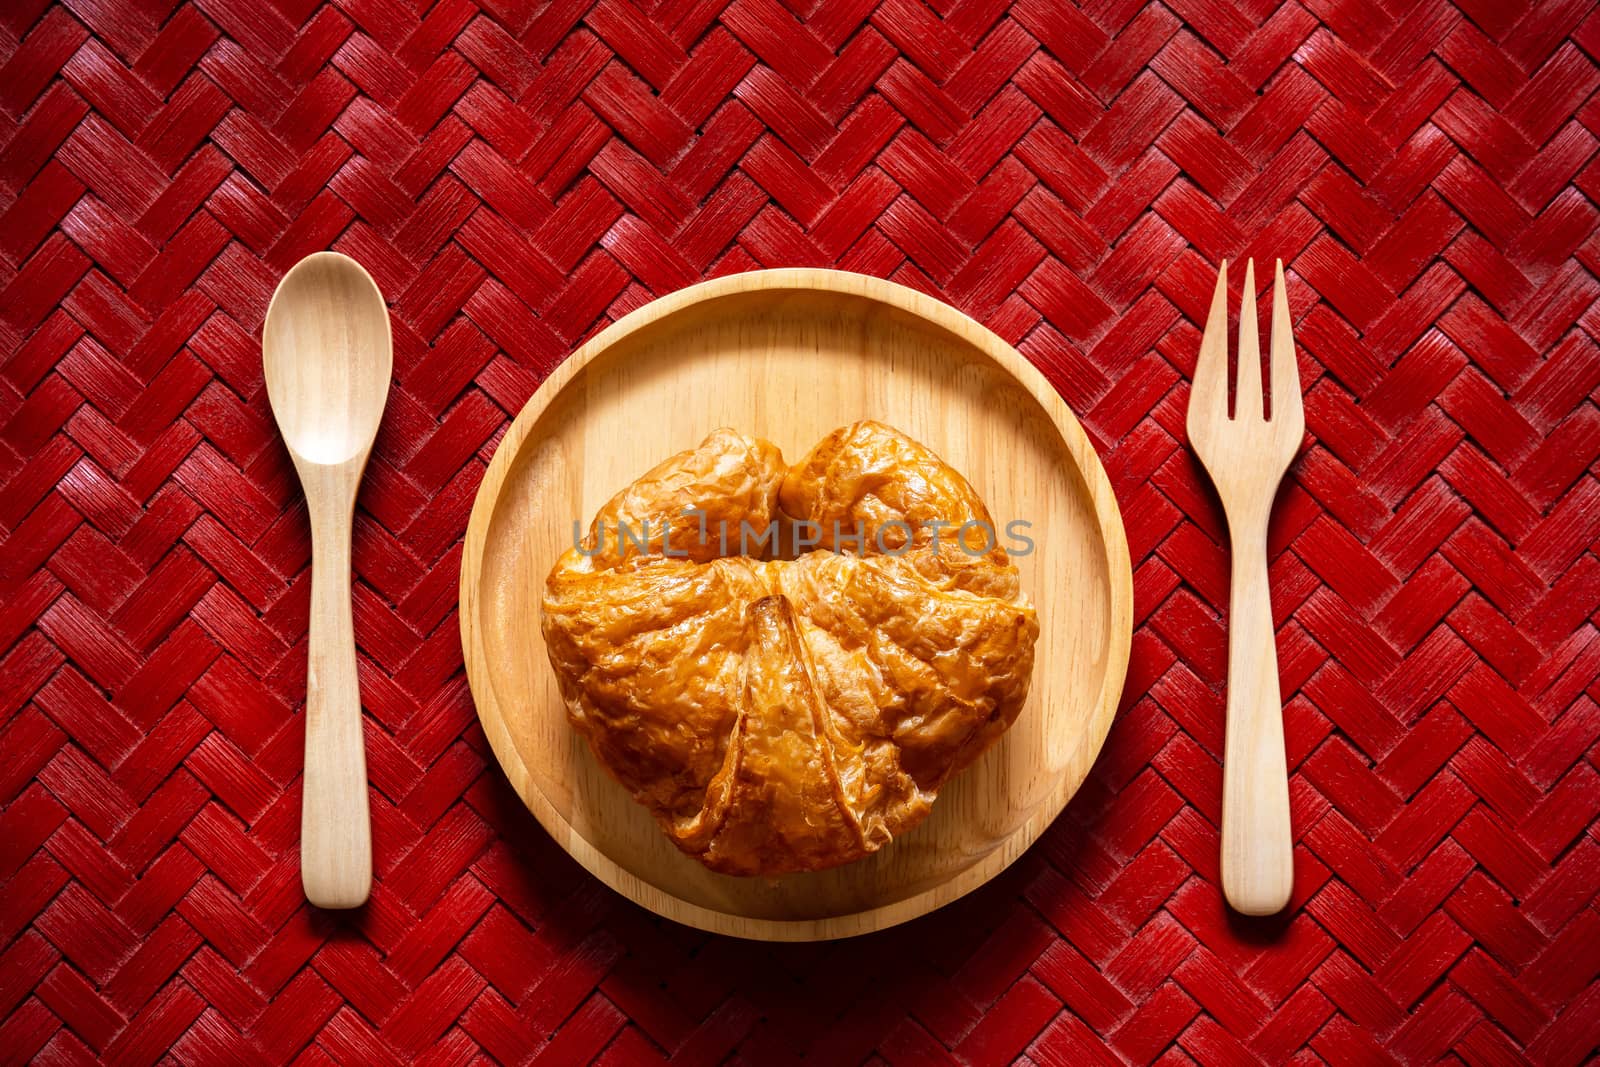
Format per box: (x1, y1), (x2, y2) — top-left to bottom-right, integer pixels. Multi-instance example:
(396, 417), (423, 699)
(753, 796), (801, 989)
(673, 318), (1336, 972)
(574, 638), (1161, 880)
(460, 269), (1132, 940)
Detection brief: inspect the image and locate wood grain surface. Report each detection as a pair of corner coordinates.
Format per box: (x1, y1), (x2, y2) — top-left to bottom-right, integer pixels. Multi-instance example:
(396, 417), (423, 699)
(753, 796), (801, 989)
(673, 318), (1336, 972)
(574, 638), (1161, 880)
(460, 269), (1133, 939)
(1186, 260), (1304, 916)
(263, 252), (392, 909)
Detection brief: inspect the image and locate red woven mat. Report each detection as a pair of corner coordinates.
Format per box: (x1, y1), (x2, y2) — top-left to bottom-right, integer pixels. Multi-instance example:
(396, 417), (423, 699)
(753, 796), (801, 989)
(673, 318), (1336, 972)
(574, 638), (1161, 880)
(4, 0), (1600, 1062)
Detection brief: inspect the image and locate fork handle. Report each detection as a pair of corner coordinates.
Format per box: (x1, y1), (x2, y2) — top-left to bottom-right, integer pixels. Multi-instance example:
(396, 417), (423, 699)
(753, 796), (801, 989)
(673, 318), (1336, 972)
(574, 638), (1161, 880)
(1220, 515), (1293, 915)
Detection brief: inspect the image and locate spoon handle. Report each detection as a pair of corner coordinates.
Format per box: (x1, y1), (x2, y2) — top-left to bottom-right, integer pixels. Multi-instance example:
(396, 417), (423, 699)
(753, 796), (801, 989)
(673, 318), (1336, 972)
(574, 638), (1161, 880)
(302, 482), (372, 909)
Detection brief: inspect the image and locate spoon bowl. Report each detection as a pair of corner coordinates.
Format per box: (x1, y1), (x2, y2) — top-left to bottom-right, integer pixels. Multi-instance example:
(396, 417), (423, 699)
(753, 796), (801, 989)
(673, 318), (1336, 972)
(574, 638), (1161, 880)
(263, 251), (392, 910)
(264, 252), (392, 465)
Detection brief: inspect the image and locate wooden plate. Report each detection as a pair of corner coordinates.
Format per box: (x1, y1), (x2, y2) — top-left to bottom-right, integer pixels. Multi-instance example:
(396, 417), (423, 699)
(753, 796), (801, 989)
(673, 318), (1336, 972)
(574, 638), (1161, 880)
(460, 270), (1132, 940)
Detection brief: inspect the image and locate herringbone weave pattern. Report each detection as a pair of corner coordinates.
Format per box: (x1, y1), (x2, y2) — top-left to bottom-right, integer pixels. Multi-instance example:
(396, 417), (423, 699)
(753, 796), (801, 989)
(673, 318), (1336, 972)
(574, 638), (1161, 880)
(3, 0), (1599, 1062)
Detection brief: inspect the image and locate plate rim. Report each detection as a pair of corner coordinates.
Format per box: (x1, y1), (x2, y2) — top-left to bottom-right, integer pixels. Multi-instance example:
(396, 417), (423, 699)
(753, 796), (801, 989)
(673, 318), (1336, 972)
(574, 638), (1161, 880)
(459, 268), (1133, 941)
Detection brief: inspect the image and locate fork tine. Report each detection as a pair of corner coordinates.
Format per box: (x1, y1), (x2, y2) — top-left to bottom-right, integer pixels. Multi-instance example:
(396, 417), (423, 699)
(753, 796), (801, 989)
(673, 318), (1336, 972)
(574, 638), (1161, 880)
(1235, 259), (1262, 420)
(1269, 259), (1302, 430)
(1190, 260), (1229, 426)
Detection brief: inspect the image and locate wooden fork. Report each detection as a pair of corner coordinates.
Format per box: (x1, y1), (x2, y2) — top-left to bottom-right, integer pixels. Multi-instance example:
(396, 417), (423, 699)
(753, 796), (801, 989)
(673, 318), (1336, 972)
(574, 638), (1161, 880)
(1186, 259), (1304, 916)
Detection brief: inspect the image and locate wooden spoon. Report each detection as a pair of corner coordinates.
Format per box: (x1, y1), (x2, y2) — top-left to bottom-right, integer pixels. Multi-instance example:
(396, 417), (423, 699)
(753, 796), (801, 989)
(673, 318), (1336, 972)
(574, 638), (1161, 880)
(263, 252), (392, 909)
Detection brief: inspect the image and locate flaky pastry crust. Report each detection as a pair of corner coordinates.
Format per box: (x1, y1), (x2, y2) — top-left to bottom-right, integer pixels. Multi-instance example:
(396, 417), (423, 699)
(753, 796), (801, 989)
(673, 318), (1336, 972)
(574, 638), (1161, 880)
(542, 421), (1039, 876)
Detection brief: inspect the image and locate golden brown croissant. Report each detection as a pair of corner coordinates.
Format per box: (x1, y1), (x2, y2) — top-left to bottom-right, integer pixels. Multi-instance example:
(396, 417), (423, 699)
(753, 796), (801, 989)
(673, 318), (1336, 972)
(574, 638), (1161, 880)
(542, 421), (1039, 876)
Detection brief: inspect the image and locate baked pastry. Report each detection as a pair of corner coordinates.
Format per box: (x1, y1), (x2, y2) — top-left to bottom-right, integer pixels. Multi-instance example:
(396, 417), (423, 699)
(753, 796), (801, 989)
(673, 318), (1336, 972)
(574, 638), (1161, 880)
(542, 421), (1039, 876)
